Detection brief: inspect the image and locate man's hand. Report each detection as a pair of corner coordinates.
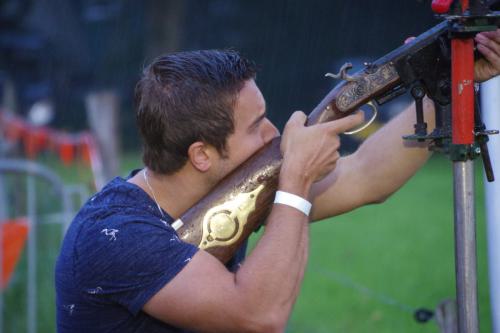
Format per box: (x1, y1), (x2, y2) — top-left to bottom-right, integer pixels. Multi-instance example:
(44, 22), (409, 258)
(279, 111), (364, 197)
(475, 29), (500, 82)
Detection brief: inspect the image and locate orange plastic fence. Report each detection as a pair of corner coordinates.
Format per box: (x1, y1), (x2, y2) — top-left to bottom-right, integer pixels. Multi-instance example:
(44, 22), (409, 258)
(1, 218), (29, 290)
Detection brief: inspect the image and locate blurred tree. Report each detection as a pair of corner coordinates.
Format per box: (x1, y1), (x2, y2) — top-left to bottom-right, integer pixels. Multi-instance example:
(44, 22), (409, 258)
(145, 0), (185, 62)
(0, 0), (47, 116)
(2, 0), (441, 158)
(1, 0), (145, 181)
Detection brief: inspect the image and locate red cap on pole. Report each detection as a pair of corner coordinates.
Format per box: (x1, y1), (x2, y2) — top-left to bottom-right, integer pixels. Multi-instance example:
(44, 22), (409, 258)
(432, 0), (455, 14)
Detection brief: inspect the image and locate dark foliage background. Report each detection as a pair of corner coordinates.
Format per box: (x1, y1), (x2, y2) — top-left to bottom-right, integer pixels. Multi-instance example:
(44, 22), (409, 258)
(1, 0), (438, 148)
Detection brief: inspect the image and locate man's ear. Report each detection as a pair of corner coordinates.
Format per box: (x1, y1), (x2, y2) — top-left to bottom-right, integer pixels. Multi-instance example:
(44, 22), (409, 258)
(187, 141), (212, 172)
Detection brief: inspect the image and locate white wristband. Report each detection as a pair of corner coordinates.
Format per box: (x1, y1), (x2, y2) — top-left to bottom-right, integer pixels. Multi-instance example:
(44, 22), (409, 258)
(274, 191), (312, 216)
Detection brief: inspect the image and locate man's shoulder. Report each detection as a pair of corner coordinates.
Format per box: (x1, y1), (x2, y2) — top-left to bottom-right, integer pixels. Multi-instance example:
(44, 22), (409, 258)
(62, 175), (178, 272)
(75, 175), (168, 227)
(84, 175), (147, 211)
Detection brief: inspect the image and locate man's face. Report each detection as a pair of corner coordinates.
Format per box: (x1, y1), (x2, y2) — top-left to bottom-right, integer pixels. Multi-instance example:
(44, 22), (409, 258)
(212, 79), (279, 181)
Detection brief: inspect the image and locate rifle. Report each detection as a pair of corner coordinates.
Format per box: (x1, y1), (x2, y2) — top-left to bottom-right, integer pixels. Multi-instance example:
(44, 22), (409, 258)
(175, 11), (500, 263)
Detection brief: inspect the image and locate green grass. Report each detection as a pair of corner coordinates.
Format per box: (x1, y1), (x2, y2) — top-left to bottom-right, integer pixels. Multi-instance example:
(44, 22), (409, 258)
(250, 155), (491, 333)
(3, 223), (63, 333)
(2, 154), (493, 332)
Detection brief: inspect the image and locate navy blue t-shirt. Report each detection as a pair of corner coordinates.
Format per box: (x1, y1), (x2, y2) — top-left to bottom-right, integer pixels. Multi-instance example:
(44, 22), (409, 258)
(55, 171), (247, 332)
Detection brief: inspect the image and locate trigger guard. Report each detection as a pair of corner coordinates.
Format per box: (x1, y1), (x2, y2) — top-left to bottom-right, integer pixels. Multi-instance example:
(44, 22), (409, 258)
(344, 101), (378, 135)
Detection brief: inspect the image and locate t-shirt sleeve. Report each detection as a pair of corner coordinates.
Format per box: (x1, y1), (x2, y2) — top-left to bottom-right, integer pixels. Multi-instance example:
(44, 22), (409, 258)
(75, 213), (199, 315)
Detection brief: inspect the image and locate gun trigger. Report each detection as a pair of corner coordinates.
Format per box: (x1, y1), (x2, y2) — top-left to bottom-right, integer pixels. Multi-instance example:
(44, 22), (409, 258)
(344, 101), (378, 135)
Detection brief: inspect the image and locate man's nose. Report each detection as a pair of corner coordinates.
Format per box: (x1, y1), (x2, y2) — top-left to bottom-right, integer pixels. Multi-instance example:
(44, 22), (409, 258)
(262, 119), (280, 144)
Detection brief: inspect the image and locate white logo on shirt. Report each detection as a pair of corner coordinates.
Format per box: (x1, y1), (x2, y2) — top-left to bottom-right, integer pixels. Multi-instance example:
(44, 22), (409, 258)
(87, 286), (103, 294)
(64, 304), (75, 315)
(101, 228), (119, 241)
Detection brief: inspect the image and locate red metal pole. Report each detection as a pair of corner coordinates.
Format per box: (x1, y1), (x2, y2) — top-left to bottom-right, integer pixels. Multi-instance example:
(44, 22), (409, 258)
(451, 36), (475, 145)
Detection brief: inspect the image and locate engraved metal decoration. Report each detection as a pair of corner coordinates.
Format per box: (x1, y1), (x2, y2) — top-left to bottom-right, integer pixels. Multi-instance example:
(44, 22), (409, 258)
(199, 184), (265, 250)
(344, 101), (378, 135)
(335, 63), (399, 112)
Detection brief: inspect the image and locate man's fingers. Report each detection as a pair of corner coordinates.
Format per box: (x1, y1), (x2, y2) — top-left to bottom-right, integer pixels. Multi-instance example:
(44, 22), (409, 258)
(474, 29), (500, 82)
(287, 111), (307, 127)
(476, 33), (500, 58)
(478, 29), (500, 43)
(478, 43), (500, 62)
(477, 42), (500, 73)
(287, 110), (365, 134)
(324, 111), (365, 134)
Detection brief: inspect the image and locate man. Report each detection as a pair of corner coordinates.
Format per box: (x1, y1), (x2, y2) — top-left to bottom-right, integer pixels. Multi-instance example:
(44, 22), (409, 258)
(56, 29), (500, 332)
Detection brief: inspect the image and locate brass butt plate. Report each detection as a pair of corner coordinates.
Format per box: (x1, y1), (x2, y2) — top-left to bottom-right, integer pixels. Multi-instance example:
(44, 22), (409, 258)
(199, 184), (265, 250)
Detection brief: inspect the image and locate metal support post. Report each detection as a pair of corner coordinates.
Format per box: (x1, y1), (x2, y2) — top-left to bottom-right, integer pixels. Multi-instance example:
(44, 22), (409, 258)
(453, 161), (479, 333)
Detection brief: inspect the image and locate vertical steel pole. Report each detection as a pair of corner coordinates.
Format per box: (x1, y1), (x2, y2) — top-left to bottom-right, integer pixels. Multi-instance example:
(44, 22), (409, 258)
(453, 161), (479, 333)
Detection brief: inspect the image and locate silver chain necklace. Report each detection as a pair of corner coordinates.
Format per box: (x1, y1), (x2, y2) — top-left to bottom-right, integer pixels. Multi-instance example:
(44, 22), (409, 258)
(142, 168), (166, 219)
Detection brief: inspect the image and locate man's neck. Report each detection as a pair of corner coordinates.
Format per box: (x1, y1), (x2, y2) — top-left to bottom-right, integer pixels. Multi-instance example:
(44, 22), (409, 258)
(129, 167), (212, 219)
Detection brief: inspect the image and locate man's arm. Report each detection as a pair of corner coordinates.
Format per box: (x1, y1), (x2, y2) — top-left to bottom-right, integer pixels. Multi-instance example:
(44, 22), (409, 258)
(143, 112), (364, 333)
(311, 28), (500, 221)
(143, 205), (308, 333)
(310, 99), (434, 220)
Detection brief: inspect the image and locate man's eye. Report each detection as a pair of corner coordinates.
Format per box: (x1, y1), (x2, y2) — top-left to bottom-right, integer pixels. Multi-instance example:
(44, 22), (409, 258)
(249, 123), (260, 133)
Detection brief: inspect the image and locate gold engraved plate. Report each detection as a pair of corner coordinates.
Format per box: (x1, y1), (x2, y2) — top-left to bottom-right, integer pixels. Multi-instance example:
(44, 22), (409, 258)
(199, 184), (265, 250)
(336, 63), (398, 112)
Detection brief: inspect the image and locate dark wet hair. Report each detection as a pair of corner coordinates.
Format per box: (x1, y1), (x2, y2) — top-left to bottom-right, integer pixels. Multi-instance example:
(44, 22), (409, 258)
(135, 50), (257, 174)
